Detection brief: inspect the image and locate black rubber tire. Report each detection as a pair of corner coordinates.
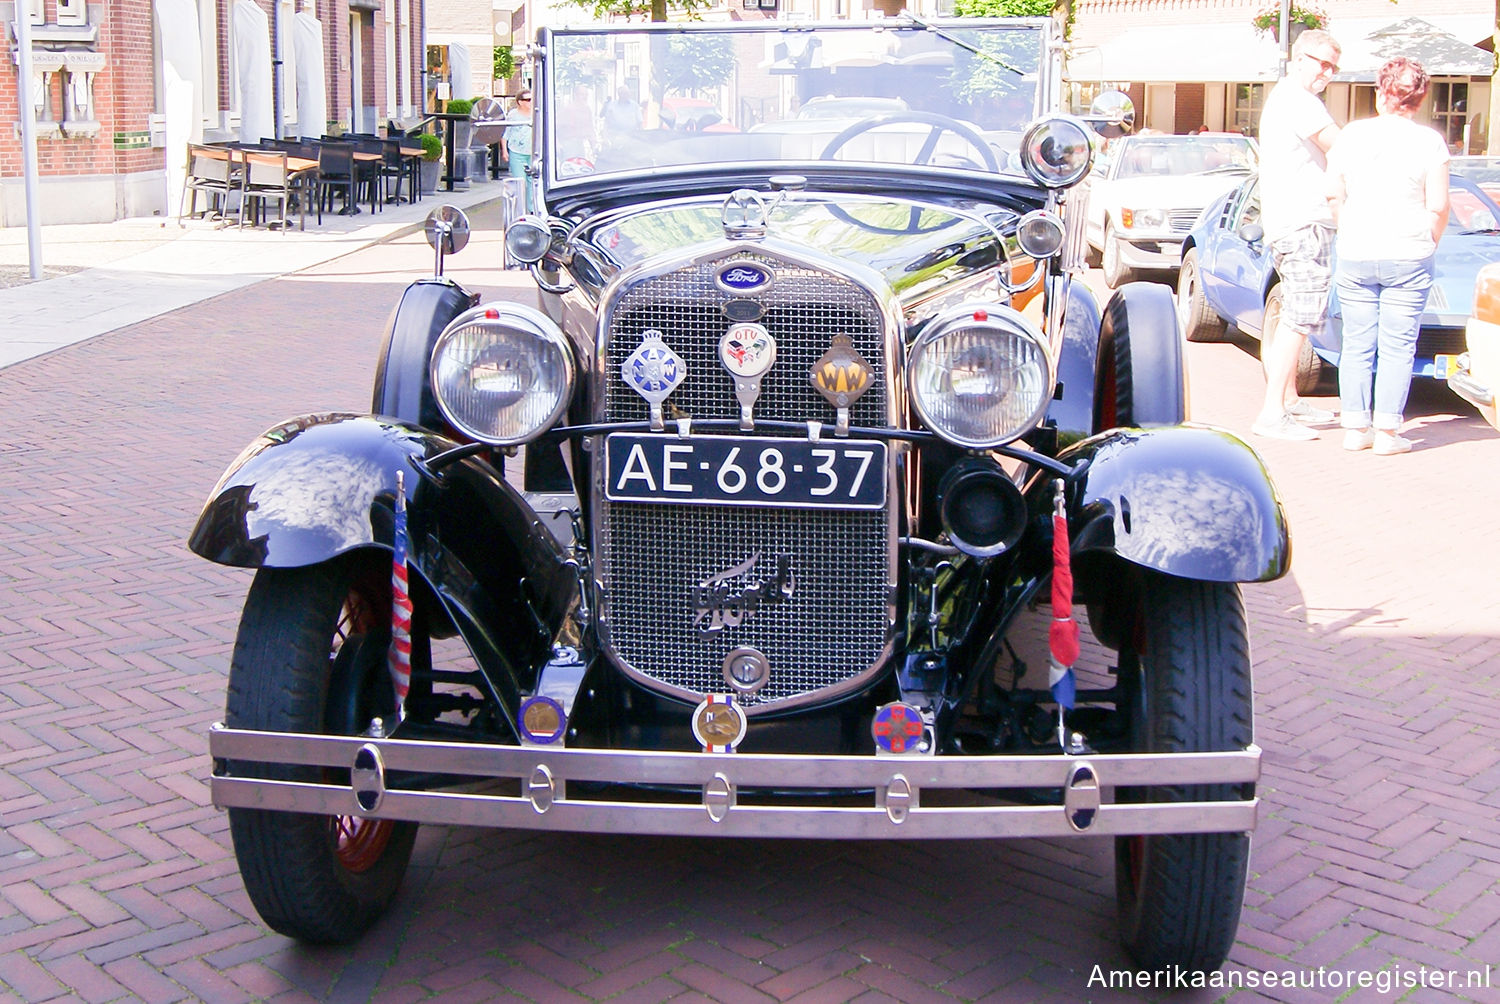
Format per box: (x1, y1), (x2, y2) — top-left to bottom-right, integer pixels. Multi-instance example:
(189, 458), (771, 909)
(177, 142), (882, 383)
(1114, 572), (1253, 975)
(1177, 249), (1228, 343)
(225, 555), (418, 944)
(1095, 283), (1188, 433)
(1102, 223), (1136, 288)
(1260, 283), (1325, 397)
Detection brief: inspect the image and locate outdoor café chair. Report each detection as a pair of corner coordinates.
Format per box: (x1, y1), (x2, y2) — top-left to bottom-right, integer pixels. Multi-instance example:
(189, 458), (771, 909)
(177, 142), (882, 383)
(239, 149), (306, 232)
(180, 142), (234, 223)
(314, 141), (358, 222)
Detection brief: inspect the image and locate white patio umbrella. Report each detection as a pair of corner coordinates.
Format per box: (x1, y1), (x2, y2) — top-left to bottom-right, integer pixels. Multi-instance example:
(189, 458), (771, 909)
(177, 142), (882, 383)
(152, 0), (201, 216)
(449, 42), (473, 101)
(292, 12), (326, 140)
(233, 0), (273, 144)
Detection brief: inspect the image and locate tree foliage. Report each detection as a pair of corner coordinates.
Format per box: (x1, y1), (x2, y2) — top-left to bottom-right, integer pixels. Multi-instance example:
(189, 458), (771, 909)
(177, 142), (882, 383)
(493, 46), (515, 82)
(951, 0), (1054, 16)
(656, 34), (734, 94)
(555, 0), (709, 23)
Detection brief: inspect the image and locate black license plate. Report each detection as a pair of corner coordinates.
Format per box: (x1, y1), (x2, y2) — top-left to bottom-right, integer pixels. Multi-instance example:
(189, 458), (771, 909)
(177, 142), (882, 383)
(604, 434), (886, 510)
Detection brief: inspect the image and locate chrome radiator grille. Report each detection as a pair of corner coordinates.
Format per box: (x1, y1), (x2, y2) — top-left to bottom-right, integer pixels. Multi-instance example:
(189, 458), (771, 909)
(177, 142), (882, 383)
(596, 251), (894, 711)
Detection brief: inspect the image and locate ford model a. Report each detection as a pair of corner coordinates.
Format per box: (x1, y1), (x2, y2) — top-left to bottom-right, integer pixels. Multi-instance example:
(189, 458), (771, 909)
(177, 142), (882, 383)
(191, 18), (1287, 972)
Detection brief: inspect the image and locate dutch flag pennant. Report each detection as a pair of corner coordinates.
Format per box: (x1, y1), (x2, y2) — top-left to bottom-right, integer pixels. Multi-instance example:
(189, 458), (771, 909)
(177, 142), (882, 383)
(1048, 479), (1079, 716)
(388, 470), (414, 721)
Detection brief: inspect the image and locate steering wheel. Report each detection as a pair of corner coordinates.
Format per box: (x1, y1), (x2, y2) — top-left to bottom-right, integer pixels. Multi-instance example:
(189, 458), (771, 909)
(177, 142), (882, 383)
(818, 112), (1000, 235)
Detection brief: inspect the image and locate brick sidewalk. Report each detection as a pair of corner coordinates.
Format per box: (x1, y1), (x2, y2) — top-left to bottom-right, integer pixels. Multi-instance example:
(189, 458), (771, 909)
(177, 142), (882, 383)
(1, 247), (1497, 1002)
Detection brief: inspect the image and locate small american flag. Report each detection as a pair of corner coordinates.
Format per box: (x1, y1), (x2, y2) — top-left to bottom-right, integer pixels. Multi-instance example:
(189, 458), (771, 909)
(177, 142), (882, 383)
(388, 470), (413, 720)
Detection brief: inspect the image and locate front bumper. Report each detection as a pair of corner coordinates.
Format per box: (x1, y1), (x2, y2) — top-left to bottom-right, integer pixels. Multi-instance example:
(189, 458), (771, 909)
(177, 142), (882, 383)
(210, 724), (1261, 839)
(1115, 234), (1184, 270)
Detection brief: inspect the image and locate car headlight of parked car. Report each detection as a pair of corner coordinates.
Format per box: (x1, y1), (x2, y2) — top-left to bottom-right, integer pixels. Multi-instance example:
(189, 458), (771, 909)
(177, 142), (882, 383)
(908, 304), (1052, 448)
(430, 303), (574, 445)
(1120, 208), (1167, 231)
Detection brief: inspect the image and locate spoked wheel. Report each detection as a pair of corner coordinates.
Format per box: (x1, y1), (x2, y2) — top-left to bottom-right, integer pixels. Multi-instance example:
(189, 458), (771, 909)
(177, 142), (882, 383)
(1113, 571), (1254, 974)
(225, 554), (418, 944)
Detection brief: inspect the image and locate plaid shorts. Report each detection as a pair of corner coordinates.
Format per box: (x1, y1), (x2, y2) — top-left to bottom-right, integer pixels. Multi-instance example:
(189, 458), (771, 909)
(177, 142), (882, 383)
(1268, 224), (1334, 329)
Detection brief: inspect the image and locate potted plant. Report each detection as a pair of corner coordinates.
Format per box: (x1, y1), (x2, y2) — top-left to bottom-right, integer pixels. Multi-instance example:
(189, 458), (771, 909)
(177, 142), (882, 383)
(1251, 4), (1328, 43)
(419, 132), (443, 195)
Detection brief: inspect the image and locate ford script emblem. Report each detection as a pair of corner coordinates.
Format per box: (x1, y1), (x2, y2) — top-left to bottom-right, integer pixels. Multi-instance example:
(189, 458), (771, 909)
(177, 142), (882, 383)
(715, 261), (774, 295)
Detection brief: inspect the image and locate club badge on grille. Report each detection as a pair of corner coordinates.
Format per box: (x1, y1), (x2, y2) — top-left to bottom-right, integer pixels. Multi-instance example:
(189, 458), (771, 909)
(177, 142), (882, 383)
(873, 702), (926, 755)
(692, 693), (748, 753)
(810, 335), (875, 437)
(719, 323), (776, 430)
(622, 329), (686, 431)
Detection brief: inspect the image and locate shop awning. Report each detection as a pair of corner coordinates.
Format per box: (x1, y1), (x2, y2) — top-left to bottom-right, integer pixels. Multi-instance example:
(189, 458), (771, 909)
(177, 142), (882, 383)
(1070, 14), (1493, 86)
(1070, 23), (1282, 84)
(1330, 17), (1493, 82)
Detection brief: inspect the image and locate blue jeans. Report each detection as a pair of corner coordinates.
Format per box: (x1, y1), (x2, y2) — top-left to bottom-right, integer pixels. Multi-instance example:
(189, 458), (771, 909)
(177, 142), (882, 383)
(1335, 256), (1433, 431)
(508, 154), (533, 213)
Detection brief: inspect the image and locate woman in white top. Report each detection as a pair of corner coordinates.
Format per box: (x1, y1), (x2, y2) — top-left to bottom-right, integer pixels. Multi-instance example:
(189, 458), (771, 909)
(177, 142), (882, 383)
(1326, 57), (1450, 455)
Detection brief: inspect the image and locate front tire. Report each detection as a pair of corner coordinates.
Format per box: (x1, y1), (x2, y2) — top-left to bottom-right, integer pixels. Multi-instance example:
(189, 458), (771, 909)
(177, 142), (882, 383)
(1177, 249), (1227, 343)
(225, 555), (418, 944)
(1102, 224), (1136, 288)
(1261, 283), (1325, 396)
(1114, 573), (1253, 974)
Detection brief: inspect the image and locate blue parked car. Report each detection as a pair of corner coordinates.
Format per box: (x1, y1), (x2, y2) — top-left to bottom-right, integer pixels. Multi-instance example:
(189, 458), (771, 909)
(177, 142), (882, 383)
(1176, 163), (1500, 395)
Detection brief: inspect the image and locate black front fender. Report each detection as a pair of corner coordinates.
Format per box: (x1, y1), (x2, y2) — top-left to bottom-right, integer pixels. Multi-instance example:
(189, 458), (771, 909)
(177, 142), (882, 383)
(1043, 425), (1291, 583)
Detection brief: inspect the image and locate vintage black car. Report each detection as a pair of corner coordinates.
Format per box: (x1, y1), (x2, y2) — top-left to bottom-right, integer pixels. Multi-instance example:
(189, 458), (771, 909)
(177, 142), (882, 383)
(191, 17), (1287, 974)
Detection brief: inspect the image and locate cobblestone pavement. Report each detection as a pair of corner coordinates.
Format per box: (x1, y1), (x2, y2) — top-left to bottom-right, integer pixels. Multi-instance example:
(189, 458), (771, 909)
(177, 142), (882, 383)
(2, 234), (1498, 1002)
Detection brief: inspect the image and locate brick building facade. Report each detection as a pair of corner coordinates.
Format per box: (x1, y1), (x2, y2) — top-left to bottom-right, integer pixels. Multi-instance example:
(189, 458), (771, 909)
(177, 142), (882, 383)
(3, 0), (428, 225)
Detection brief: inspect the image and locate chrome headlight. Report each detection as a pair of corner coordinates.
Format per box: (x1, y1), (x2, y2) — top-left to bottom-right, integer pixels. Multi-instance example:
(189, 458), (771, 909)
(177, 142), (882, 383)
(430, 303), (574, 446)
(505, 216), (553, 264)
(908, 305), (1052, 449)
(1016, 210), (1066, 258)
(1020, 116), (1094, 189)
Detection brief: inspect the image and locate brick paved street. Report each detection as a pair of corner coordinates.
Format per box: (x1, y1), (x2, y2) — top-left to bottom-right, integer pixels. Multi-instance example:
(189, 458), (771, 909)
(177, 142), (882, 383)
(2, 218), (1498, 1002)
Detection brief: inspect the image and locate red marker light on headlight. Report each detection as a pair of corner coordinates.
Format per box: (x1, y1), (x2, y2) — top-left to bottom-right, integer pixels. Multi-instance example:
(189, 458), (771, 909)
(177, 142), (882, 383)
(973, 309), (988, 322)
(484, 308), (499, 319)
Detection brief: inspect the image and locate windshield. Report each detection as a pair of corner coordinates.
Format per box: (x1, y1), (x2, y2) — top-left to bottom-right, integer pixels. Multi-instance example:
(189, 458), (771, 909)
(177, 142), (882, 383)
(1451, 158), (1500, 231)
(1111, 135), (1258, 179)
(540, 21), (1050, 187)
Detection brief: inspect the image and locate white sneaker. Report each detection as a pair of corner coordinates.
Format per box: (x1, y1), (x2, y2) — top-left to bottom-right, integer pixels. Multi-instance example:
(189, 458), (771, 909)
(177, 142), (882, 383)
(1343, 429), (1375, 452)
(1251, 413), (1318, 441)
(1286, 400), (1337, 424)
(1373, 432), (1412, 455)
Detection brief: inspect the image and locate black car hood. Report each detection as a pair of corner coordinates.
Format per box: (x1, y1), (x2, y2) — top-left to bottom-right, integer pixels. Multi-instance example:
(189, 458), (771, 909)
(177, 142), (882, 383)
(570, 194), (1016, 305)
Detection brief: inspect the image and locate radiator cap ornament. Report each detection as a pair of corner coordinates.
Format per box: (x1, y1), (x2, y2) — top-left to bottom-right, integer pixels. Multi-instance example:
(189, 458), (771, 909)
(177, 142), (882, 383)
(810, 335), (874, 436)
(622, 329), (686, 431)
(692, 693), (748, 753)
(719, 322), (776, 429)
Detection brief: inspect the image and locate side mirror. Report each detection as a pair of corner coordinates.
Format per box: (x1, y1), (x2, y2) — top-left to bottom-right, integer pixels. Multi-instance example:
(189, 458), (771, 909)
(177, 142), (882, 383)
(1086, 91), (1135, 139)
(424, 205), (472, 276)
(1238, 222), (1264, 244)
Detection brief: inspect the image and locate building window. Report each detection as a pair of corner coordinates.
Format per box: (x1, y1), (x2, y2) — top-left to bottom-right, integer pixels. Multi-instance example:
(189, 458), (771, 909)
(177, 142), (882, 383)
(1229, 83), (1264, 135)
(1431, 79), (1469, 153)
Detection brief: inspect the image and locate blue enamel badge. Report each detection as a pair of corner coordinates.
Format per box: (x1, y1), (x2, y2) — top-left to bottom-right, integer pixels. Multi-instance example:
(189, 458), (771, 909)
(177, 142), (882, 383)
(715, 261), (774, 294)
(622, 329), (686, 430)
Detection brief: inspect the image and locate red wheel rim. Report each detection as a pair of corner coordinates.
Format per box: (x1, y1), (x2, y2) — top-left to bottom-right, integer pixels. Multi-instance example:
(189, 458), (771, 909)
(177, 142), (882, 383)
(331, 814), (397, 873)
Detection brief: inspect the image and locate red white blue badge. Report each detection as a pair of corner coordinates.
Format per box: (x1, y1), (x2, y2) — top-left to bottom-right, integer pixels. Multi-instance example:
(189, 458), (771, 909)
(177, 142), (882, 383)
(692, 693), (748, 753)
(518, 695), (567, 745)
(872, 702), (925, 755)
(720, 323), (776, 429)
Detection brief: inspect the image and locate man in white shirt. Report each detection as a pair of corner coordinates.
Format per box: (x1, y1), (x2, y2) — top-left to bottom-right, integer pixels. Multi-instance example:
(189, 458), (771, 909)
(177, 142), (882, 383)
(1252, 29), (1342, 441)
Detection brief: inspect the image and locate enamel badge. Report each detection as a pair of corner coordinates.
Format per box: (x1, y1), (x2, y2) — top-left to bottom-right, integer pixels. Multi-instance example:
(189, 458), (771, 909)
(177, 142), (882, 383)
(692, 693), (748, 753)
(622, 329), (686, 431)
(872, 702), (925, 755)
(810, 335), (874, 436)
(719, 323), (776, 430)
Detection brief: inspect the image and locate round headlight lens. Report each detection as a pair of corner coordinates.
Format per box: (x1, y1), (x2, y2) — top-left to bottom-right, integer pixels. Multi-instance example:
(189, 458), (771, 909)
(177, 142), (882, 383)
(909, 306), (1052, 448)
(505, 217), (552, 263)
(1020, 116), (1094, 189)
(430, 304), (573, 446)
(1016, 210), (1065, 258)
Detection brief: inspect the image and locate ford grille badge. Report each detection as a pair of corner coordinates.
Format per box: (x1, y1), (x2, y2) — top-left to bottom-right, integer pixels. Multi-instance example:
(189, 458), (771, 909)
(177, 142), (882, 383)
(622, 329), (686, 431)
(810, 335), (875, 437)
(721, 190), (769, 239)
(715, 260), (775, 295)
(719, 322), (776, 430)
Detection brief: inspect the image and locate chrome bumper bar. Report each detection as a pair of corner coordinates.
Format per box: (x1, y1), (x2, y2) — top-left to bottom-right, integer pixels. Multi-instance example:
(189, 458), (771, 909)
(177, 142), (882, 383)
(209, 724), (1260, 839)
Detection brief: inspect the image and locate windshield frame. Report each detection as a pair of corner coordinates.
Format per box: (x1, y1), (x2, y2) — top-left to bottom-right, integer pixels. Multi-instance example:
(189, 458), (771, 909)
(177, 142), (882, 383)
(534, 18), (1058, 204)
